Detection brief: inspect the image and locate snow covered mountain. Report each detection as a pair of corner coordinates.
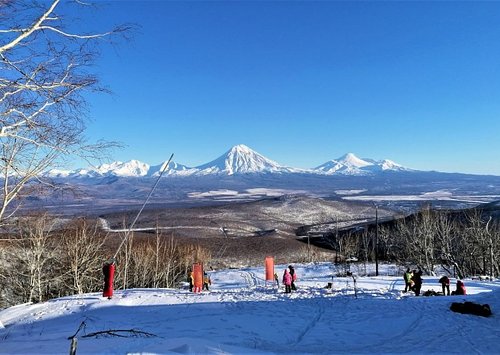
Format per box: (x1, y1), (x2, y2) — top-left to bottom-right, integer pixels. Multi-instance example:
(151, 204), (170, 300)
(314, 153), (410, 175)
(46, 160), (190, 178)
(193, 144), (301, 175)
(45, 145), (410, 179)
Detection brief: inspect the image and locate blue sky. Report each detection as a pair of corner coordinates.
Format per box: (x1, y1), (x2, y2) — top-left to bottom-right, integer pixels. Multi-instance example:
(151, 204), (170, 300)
(71, 1), (500, 175)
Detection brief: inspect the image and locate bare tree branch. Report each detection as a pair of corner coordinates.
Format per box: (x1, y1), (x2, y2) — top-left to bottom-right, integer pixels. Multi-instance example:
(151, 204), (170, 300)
(0, 0), (130, 222)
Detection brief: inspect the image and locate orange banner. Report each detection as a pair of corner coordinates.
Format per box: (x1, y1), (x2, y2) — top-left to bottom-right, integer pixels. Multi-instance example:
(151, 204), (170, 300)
(265, 256), (274, 281)
(193, 263), (203, 292)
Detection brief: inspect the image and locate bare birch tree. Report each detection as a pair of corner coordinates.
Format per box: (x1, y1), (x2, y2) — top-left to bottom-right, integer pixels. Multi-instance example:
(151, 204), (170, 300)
(61, 218), (108, 294)
(0, 0), (129, 223)
(12, 213), (58, 303)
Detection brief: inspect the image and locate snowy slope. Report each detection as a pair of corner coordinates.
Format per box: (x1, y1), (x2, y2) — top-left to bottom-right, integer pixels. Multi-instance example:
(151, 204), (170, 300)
(1, 263), (498, 354)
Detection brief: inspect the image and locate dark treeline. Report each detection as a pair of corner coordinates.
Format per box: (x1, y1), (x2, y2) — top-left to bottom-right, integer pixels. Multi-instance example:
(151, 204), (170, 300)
(0, 215), (211, 308)
(320, 206), (500, 279)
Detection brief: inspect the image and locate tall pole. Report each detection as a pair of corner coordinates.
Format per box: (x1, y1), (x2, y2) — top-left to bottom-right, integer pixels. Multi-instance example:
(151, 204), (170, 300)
(375, 205), (379, 277)
(307, 234), (311, 262)
(113, 153), (174, 260)
(486, 216), (494, 279)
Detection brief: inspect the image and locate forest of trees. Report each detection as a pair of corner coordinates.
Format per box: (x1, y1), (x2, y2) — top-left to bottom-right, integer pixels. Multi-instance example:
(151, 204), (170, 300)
(0, 215), (211, 308)
(1, 207), (498, 308)
(326, 207), (500, 280)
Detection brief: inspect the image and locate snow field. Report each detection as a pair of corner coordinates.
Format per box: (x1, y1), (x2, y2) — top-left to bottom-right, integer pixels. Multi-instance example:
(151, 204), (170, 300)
(0, 262), (499, 354)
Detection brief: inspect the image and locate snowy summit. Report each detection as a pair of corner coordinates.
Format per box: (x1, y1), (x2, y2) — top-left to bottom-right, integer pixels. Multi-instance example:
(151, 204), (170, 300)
(194, 144), (297, 175)
(314, 152), (409, 175)
(45, 145), (409, 178)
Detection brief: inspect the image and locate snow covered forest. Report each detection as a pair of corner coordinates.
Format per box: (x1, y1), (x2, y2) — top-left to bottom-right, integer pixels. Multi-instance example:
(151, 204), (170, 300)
(1, 204), (499, 310)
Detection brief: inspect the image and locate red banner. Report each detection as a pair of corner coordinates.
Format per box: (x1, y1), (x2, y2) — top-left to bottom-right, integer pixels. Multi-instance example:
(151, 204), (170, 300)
(103, 262), (115, 298)
(193, 263), (203, 292)
(265, 256), (274, 281)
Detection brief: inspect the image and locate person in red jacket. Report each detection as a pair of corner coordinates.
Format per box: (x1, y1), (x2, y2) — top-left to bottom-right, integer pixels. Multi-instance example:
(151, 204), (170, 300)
(452, 280), (467, 295)
(283, 269), (292, 294)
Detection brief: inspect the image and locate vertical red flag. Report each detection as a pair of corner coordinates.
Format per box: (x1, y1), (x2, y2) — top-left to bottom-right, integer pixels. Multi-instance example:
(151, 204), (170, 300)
(265, 256), (274, 281)
(103, 261), (115, 299)
(193, 263), (203, 292)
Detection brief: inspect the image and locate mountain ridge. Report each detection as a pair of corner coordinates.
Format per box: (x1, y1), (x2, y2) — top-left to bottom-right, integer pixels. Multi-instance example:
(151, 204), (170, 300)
(43, 144), (436, 179)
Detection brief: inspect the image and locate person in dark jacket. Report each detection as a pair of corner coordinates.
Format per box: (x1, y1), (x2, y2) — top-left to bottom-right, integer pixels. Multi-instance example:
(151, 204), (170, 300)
(203, 272), (211, 291)
(439, 275), (450, 296)
(187, 271), (194, 292)
(289, 265), (297, 291)
(411, 270), (423, 296)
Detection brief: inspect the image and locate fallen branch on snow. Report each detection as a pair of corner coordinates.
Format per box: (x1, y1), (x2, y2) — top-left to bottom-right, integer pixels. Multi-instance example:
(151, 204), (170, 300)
(82, 329), (157, 338)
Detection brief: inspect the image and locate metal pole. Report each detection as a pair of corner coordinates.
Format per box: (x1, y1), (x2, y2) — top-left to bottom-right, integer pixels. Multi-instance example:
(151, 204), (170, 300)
(375, 205), (379, 277)
(112, 153), (174, 260)
(486, 216), (494, 279)
(308, 234), (311, 262)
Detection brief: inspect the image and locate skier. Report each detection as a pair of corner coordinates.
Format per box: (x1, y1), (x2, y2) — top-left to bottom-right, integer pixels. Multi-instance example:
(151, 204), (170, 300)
(274, 273), (279, 288)
(283, 269), (292, 294)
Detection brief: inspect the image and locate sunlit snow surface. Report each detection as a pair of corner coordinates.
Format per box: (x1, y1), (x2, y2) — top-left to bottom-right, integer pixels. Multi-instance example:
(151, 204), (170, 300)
(1, 263), (499, 354)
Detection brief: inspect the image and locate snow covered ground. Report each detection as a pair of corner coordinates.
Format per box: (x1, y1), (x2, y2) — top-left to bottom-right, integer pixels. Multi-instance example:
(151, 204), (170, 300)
(0, 263), (499, 354)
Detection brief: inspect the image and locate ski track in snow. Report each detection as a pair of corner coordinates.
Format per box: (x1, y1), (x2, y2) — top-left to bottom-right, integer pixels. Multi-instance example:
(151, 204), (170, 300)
(1, 263), (500, 354)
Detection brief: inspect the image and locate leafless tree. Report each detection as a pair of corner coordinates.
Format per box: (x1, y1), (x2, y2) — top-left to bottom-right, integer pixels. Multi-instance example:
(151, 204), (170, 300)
(60, 218), (109, 294)
(0, 0), (130, 223)
(393, 208), (437, 275)
(9, 213), (59, 303)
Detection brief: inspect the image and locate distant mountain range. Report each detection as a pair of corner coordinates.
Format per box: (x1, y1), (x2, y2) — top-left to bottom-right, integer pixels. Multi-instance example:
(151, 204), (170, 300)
(46, 144), (413, 179)
(28, 144), (500, 215)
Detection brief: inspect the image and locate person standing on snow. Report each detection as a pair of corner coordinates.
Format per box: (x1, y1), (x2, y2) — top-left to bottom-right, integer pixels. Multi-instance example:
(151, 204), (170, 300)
(289, 265), (297, 291)
(411, 269), (423, 296)
(283, 269), (292, 294)
(203, 272), (211, 291)
(187, 270), (194, 292)
(439, 275), (450, 296)
(403, 268), (412, 293)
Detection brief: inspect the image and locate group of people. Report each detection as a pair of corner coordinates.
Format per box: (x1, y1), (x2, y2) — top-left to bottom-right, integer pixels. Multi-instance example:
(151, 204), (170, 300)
(404, 268), (423, 296)
(403, 268), (467, 296)
(438, 275), (467, 296)
(187, 271), (211, 292)
(280, 265), (297, 293)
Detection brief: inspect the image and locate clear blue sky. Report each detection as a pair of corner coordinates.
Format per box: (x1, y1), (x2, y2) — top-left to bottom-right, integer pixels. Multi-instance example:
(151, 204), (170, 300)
(71, 1), (500, 175)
